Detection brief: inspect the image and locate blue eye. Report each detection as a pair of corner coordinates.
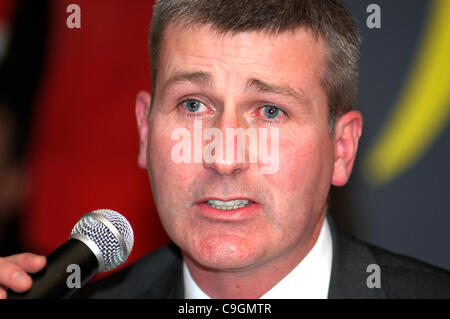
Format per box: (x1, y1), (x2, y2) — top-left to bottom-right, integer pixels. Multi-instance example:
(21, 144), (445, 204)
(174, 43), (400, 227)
(263, 105), (280, 119)
(184, 99), (202, 112)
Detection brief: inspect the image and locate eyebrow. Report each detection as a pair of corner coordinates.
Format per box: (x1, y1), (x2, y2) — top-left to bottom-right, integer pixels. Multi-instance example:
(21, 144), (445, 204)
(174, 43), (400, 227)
(246, 78), (310, 105)
(161, 71), (213, 94)
(161, 71), (309, 105)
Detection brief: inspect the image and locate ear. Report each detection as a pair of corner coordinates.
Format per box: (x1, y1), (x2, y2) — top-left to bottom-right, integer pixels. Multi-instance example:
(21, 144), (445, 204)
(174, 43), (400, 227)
(331, 110), (363, 186)
(135, 91), (152, 169)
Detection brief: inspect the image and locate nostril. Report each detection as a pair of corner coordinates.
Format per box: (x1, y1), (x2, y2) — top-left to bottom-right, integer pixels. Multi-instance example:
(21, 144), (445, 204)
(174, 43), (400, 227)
(204, 160), (248, 177)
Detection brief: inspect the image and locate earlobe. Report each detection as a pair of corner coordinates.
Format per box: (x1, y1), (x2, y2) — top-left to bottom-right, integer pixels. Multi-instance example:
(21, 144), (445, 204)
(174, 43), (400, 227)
(135, 91), (152, 169)
(331, 111), (363, 186)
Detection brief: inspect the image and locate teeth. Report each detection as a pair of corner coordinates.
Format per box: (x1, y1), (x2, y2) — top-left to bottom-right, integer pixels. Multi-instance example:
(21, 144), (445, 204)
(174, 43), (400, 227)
(206, 199), (252, 210)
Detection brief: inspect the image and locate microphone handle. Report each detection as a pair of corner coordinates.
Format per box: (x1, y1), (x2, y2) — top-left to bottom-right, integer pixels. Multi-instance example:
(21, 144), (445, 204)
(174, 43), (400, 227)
(8, 239), (99, 299)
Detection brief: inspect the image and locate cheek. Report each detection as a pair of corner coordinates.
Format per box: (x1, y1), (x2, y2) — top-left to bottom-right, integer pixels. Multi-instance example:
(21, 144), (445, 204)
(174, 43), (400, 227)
(266, 130), (334, 206)
(259, 132), (333, 246)
(147, 120), (209, 228)
(146, 127), (193, 239)
(147, 122), (192, 205)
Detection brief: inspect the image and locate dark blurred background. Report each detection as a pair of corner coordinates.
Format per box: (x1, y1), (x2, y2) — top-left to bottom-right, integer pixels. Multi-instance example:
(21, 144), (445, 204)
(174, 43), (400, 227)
(0, 0), (448, 273)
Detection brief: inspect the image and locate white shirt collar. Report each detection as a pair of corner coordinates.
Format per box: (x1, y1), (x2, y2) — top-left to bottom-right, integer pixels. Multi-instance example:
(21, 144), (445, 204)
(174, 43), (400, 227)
(183, 218), (333, 299)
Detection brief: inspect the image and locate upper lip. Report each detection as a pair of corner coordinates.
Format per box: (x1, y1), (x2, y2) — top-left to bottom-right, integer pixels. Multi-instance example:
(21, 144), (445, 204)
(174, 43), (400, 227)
(197, 197), (256, 203)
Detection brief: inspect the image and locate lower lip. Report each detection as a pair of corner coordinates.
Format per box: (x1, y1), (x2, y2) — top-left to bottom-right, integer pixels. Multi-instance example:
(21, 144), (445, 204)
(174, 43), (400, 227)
(196, 201), (260, 221)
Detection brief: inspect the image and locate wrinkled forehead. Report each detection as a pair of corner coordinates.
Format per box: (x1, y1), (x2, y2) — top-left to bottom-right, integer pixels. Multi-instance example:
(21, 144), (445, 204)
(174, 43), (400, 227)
(156, 22), (329, 93)
(161, 20), (329, 61)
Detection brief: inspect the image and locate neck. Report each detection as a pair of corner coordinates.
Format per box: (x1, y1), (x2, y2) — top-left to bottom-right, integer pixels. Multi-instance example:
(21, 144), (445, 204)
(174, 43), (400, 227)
(183, 214), (326, 299)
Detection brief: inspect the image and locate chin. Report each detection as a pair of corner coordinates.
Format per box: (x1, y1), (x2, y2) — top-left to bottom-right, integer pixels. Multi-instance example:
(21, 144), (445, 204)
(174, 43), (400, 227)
(185, 234), (264, 271)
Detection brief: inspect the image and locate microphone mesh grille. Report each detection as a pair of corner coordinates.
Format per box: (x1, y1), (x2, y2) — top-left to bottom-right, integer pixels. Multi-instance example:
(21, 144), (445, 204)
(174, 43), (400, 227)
(70, 209), (134, 272)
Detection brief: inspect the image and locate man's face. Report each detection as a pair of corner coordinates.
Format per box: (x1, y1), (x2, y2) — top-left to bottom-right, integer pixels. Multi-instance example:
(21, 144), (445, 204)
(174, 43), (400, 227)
(137, 23), (359, 271)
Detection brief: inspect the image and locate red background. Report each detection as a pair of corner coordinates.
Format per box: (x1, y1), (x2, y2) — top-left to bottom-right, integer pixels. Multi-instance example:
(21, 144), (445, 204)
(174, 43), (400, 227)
(22, 0), (169, 274)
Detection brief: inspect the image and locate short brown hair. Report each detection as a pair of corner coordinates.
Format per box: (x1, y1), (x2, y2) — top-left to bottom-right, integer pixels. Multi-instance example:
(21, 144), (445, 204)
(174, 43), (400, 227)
(149, 0), (360, 129)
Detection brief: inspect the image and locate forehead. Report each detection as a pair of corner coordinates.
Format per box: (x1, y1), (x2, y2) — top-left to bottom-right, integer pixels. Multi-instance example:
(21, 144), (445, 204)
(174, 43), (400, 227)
(156, 22), (328, 96)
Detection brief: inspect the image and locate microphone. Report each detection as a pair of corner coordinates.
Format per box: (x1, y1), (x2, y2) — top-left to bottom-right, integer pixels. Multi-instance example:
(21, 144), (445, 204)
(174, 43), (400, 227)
(8, 209), (134, 299)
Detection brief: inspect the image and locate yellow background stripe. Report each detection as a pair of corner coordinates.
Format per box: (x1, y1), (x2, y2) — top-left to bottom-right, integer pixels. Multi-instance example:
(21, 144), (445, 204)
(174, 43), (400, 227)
(364, 0), (450, 185)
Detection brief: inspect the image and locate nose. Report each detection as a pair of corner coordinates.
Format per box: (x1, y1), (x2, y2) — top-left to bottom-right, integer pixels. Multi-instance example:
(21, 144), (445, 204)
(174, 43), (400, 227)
(205, 150), (251, 176)
(203, 107), (251, 176)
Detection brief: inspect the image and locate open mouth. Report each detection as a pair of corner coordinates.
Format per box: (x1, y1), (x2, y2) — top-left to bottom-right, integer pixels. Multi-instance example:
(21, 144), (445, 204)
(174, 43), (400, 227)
(206, 199), (254, 210)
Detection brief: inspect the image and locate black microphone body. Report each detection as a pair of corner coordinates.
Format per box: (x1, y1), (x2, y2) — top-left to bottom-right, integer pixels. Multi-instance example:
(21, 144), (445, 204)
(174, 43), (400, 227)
(8, 239), (98, 299)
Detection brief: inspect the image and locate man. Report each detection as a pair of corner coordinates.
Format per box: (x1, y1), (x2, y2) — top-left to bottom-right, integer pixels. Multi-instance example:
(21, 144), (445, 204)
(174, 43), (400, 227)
(0, 0), (449, 299)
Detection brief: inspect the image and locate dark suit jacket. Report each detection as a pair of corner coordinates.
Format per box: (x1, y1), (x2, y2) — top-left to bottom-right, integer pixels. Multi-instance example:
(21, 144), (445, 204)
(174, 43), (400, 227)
(72, 217), (450, 299)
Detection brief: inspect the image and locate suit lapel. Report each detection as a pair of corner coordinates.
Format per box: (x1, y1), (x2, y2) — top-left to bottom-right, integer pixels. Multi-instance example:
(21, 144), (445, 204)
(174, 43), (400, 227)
(145, 244), (185, 299)
(327, 216), (386, 299)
